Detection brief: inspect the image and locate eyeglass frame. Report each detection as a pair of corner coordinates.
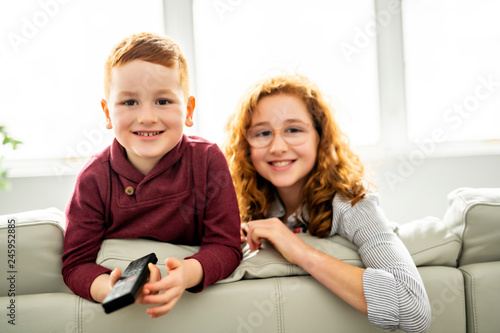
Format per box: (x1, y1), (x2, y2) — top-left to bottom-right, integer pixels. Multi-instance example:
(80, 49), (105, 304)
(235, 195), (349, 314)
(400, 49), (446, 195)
(245, 120), (316, 149)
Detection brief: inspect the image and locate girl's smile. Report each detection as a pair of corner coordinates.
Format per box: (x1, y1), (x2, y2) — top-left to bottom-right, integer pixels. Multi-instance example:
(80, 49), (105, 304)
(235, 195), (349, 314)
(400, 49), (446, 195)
(268, 159), (296, 169)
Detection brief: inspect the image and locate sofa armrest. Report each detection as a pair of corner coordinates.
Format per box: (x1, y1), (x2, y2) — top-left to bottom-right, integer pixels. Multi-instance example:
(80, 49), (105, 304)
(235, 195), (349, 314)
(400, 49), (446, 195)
(443, 187), (500, 266)
(0, 207), (70, 296)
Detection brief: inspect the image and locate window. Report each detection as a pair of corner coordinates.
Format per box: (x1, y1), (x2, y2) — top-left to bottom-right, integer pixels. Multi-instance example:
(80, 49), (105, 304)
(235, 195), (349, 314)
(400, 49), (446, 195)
(402, 0), (500, 143)
(0, 0), (164, 175)
(3, 0), (499, 178)
(192, 0), (380, 146)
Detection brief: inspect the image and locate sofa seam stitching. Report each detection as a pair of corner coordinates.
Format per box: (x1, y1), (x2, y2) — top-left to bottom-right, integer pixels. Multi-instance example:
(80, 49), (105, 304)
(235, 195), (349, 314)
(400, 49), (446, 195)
(77, 296), (82, 333)
(274, 277), (284, 333)
(460, 269), (476, 333)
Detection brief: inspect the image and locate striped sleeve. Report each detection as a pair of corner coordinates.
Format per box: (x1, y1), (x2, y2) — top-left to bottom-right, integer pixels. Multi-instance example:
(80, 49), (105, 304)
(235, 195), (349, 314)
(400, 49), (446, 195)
(331, 193), (431, 333)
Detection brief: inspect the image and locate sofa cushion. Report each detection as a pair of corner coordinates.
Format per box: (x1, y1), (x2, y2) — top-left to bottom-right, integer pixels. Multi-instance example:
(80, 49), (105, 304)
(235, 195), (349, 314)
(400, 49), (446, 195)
(419, 266), (467, 333)
(394, 216), (461, 267)
(460, 262), (500, 333)
(97, 216), (460, 283)
(0, 207), (70, 296)
(443, 187), (500, 266)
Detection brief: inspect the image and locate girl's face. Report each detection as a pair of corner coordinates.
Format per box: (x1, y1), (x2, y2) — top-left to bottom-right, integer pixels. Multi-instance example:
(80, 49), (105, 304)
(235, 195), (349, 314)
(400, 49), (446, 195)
(249, 93), (319, 195)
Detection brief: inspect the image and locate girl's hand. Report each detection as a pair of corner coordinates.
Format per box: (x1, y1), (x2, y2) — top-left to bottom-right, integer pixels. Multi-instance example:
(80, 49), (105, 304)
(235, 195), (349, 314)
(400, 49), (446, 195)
(244, 218), (307, 265)
(141, 258), (202, 318)
(240, 222), (247, 243)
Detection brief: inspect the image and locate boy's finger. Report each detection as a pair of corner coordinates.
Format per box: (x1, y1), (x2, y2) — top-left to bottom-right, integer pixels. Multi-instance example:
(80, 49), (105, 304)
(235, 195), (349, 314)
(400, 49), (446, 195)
(109, 268), (121, 287)
(148, 263), (161, 282)
(143, 263), (161, 296)
(165, 257), (181, 272)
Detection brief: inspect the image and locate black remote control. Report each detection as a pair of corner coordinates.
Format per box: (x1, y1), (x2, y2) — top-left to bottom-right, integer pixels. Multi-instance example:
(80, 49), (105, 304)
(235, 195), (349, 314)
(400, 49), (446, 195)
(102, 253), (158, 314)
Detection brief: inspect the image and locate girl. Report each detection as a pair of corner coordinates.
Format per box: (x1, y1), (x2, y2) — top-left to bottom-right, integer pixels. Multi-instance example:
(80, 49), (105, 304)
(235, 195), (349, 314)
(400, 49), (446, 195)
(223, 74), (431, 332)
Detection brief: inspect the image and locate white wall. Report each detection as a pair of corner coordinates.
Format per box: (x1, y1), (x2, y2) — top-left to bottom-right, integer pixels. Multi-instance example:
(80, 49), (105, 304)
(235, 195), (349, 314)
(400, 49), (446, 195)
(1, 154), (499, 224)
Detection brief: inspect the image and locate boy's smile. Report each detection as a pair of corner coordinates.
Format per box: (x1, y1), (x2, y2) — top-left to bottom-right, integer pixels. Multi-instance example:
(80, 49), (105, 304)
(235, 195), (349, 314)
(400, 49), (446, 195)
(101, 60), (194, 175)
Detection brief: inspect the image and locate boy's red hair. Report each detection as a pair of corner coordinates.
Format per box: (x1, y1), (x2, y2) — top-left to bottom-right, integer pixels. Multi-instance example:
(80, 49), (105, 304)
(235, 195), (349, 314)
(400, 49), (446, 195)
(223, 73), (369, 238)
(103, 32), (190, 100)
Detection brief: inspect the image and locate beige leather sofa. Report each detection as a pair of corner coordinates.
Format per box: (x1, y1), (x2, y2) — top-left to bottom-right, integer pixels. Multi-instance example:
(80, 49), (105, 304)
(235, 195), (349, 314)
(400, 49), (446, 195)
(1, 187), (499, 333)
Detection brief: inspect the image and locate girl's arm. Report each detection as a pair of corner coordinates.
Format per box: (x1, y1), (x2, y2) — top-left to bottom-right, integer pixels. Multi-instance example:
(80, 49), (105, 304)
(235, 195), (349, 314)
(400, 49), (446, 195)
(333, 193), (431, 332)
(245, 193), (431, 332)
(245, 218), (368, 314)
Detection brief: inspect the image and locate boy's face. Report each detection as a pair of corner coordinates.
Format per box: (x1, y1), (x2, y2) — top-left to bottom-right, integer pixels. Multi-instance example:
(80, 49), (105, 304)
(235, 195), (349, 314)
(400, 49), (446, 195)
(102, 60), (194, 174)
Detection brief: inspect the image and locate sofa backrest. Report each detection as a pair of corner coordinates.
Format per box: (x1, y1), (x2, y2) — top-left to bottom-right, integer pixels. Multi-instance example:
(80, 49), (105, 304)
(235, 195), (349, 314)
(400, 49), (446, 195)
(0, 207), (70, 296)
(443, 187), (500, 267)
(97, 216), (461, 286)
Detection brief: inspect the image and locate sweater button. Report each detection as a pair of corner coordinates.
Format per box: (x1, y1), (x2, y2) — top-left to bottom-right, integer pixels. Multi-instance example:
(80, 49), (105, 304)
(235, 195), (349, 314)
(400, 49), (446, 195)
(125, 186), (135, 196)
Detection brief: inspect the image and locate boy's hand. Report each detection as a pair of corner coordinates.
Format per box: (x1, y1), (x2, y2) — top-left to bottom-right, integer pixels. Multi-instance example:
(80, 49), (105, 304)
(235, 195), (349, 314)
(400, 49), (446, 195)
(90, 267), (122, 303)
(141, 258), (203, 318)
(138, 263), (162, 300)
(91, 262), (159, 304)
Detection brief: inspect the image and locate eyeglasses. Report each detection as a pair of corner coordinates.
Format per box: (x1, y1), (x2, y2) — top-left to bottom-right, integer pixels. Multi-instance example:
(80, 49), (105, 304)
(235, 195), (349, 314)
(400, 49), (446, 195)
(246, 121), (315, 148)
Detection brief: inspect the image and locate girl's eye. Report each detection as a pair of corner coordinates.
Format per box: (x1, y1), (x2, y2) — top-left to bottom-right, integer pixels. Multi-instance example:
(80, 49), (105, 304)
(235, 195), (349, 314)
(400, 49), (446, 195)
(285, 127), (304, 134)
(255, 129), (273, 138)
(156, 99), (170, 105)
(123, 100), (137, 106)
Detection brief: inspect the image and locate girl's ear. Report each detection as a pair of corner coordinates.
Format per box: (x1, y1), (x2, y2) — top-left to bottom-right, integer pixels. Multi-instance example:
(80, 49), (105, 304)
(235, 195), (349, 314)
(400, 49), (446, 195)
(101, 99), (113, 129)
(185, 96), (196, 127)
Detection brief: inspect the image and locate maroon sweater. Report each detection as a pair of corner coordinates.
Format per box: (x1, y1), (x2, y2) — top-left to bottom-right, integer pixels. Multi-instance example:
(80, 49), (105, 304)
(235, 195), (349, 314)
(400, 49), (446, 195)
(62, 135), (242, 301)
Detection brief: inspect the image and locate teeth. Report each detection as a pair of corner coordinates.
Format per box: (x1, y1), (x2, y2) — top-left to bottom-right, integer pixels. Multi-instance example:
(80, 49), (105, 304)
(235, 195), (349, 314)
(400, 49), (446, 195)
(272, 161), (292, 167)
(136, 131), (161, 137)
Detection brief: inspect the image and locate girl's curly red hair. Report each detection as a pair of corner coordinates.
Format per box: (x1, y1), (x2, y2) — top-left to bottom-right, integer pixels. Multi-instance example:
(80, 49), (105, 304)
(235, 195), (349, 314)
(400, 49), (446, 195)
(223, 73), (369, 238)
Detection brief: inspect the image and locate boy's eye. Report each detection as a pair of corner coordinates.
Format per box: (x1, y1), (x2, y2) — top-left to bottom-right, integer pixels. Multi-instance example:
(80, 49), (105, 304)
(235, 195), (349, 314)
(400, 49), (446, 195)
(156, 99), (170, 105)
(123, 100), (137, 106)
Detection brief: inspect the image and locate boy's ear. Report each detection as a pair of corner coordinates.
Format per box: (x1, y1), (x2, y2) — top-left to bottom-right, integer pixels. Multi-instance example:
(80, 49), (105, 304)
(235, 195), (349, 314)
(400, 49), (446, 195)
(185, 96), (195, 127)
(101, 99), (113, 129)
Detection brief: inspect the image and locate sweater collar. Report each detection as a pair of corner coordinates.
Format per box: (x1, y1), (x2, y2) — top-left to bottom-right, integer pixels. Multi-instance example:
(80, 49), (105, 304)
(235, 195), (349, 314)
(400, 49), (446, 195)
(110, 135), (187, 183)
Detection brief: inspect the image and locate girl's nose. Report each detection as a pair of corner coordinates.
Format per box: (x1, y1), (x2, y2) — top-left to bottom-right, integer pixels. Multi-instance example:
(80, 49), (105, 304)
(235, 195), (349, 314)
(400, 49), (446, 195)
(269, 132), (288, 154)
(137, 105), (158, 124)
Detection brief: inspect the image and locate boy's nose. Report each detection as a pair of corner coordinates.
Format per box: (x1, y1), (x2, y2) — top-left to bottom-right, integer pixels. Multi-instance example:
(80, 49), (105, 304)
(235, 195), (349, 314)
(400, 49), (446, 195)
(269, 133), (288, 154)
(137, 105), (158, 124)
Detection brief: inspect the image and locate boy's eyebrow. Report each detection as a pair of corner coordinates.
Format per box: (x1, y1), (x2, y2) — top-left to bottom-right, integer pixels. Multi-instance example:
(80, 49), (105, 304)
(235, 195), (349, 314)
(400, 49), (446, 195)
(116, 89), (177, 97)
(116, 91), (139, 98)
(154, 89), (177, 95)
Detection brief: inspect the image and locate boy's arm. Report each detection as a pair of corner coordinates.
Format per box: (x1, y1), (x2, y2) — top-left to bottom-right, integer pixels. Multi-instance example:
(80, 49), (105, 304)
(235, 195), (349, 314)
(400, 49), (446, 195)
(184, 144), (242, 291)
(62, 160), (112, 302)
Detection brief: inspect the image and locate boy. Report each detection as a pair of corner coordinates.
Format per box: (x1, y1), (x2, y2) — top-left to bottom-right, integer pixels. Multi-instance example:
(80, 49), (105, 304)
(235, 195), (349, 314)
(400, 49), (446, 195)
(62, 32), (242, 318)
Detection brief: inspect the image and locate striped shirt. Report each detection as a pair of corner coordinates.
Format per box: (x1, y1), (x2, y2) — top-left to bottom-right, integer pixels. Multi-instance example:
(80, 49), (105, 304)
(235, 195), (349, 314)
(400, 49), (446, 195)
(266, 193), (432, 332)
